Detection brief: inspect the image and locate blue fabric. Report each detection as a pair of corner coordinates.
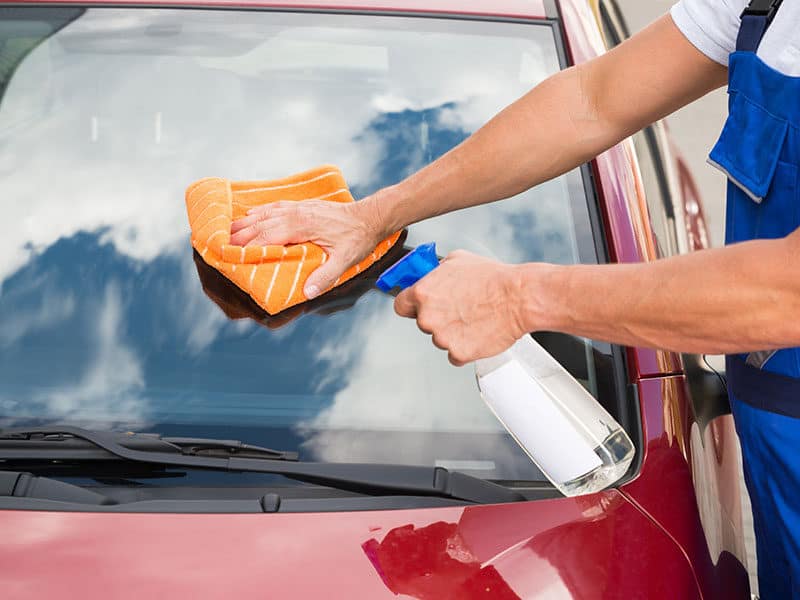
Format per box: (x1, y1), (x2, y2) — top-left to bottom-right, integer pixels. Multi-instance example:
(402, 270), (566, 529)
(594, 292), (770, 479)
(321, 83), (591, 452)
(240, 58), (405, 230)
(708, 10), (800, 598)
(736, 14), (769, 53)
(711, 51), (800, 383)
(730, 396), (800, 599)
(727, 356), (800, 419)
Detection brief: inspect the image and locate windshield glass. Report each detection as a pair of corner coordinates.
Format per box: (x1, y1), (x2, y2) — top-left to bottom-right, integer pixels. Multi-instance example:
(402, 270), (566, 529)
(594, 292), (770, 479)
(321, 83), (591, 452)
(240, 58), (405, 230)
(0, 7), (616, 484)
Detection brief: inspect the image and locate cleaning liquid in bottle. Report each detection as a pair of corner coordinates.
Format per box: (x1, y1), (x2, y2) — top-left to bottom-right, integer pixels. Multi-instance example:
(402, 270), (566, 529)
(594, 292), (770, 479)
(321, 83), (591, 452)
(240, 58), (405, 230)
(376, 243), (635, 497)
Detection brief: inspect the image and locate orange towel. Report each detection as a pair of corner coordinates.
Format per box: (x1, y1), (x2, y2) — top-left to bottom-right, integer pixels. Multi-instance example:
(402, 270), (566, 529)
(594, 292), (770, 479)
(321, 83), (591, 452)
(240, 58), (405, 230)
(186, 165), (401, 315)
(192, 231), (408, 330)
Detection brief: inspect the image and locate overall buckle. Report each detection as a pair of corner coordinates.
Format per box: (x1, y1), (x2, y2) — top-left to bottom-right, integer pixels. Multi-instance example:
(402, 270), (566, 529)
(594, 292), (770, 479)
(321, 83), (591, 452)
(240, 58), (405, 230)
(741, 0), (784, 26)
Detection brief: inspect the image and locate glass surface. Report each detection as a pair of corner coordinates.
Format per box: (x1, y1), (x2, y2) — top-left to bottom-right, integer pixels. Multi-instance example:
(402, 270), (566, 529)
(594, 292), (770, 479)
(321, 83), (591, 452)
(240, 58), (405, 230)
(0, 8), (612, 484)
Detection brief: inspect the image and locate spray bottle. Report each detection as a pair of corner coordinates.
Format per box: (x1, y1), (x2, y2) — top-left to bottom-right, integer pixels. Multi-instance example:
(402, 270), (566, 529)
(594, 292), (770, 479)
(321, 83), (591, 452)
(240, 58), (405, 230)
(376, 243), (635, 497)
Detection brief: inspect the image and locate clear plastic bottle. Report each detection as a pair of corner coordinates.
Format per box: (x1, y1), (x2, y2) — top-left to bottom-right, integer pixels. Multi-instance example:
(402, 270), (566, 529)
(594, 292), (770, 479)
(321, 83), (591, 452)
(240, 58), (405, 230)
(377, 243), (635, 497)
(475, 335), (634, 496)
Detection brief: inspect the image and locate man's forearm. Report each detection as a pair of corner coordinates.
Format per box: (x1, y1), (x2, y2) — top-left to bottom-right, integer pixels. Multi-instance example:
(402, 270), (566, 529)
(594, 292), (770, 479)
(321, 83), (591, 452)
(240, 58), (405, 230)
(362, 15), (726, 237)
(365, 66), (605, 234)
(521, 234), (800, 354)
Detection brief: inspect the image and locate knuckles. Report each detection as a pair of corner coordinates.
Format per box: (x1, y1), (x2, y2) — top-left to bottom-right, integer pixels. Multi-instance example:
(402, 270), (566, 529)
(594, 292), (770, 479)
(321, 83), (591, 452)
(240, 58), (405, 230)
(445, 249), (470, 261)
(412, 282), (433, 304)
(448, 352), (467, 367)
(416, 314), (433, 333)
(447, 344), (473, 366)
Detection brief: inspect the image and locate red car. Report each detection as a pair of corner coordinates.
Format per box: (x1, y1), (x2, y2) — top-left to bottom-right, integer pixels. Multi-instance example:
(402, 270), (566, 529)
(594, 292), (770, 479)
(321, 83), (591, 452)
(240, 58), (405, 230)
(0, 0), (749, 598)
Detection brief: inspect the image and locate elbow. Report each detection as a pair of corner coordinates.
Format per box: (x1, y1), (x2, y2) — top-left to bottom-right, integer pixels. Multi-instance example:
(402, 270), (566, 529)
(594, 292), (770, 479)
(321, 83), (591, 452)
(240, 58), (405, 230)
(569, 63), (629, 157)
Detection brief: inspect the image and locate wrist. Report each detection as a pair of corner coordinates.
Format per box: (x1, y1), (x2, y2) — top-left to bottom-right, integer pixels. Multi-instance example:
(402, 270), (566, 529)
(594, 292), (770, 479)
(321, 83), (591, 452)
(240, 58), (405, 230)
(360, 183), (411, 238)
(509, 262), (571, 335)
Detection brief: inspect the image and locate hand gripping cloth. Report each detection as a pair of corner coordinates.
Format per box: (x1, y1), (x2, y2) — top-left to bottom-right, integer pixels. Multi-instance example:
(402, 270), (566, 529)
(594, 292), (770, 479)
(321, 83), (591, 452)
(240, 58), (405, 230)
(186, 165), (401, 315)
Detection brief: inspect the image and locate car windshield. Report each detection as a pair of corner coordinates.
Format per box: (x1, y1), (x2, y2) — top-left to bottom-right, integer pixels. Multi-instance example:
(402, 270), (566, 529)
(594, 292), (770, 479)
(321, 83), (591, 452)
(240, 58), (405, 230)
(0, 7), (617, 485)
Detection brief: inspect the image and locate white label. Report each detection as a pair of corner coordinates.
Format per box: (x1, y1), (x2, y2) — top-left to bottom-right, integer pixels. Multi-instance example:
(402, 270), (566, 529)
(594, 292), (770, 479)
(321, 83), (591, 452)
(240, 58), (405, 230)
(479, 360), (602, 483)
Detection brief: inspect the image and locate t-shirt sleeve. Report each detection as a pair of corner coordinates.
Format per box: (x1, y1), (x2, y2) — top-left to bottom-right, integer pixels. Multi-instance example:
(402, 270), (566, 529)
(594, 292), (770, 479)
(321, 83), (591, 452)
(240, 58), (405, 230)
(670, 0), (747, 66)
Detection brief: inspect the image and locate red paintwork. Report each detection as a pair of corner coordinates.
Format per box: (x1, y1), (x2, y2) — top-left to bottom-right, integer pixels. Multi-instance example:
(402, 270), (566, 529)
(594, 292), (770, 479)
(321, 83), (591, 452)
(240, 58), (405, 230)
(676, 154), (713, 252)
(622, 378), (749, 600)
(0, 494), (699, 599)
(557, 19), (749, 599)
(0, 1), (749, 598)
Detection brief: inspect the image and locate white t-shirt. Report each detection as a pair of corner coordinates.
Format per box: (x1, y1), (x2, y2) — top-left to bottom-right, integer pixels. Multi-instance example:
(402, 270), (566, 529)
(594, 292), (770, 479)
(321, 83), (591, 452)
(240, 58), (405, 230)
(671, 0), (800, 75)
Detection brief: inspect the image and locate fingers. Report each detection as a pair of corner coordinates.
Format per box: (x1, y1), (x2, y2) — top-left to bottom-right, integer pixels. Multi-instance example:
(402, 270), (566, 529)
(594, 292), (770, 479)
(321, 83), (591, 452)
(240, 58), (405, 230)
(227, 201), (373, 301)
(230, 213), (261, 234)
(229, 223), (261, 246)
(231, 203), (279, 234)
(431, 332), (447, 350)
(230, 202), (301, 245)
(303, 254), (349, 299)
(447, 352), (467, 367)
(393, 278), (471, 367)
(230, 215), (310, 247)
(394, 288), (418, 319)
(412, 308), (468, 367)
(246, 203), (278, 216)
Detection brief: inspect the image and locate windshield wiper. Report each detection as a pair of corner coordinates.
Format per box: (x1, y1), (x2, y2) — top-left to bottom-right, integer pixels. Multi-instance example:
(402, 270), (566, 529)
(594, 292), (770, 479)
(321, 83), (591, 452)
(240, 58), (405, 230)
(0, 427), (299, 461)
(0, 426), (524, 504)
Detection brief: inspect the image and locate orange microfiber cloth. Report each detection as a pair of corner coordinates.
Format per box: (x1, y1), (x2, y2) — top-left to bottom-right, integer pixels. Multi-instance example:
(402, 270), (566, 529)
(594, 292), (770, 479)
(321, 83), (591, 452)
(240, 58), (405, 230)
(186, 165), (401, 315)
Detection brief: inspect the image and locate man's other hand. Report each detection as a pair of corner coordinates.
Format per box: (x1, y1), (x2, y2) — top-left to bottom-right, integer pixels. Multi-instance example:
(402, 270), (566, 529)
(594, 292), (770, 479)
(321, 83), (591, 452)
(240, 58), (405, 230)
(394, 250), (530, 366)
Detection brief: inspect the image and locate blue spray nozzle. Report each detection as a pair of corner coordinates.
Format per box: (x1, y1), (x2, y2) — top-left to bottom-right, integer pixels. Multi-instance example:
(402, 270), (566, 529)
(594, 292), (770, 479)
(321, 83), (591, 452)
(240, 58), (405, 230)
(376, 242), (439, 292)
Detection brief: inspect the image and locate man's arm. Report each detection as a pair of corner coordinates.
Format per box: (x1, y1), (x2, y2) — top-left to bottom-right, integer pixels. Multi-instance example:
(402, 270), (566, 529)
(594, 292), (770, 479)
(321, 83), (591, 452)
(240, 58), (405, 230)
(231, 15), (726, 297)
(368, 15), (726, 234)
(529, 232), (800, 355)
(394, 232), (800, 366)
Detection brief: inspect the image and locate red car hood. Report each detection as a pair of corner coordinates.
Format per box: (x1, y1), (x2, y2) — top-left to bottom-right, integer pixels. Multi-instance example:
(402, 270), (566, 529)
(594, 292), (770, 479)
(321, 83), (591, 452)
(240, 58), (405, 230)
(0, 491), (699, 599)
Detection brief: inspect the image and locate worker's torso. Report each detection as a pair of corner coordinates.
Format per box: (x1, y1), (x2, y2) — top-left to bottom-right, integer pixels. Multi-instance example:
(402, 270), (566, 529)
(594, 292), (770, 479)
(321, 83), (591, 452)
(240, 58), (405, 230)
(708, 0), (800, 416)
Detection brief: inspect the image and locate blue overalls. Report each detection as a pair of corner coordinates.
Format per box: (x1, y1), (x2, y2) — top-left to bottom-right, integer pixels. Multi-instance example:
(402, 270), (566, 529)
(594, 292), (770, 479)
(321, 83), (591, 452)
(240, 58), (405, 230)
(707, 2), (800, 597)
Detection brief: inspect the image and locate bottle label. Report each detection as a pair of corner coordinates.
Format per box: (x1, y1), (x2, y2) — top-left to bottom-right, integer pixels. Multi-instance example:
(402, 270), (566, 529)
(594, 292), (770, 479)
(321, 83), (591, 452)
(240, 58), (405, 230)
(479, 360), (603, 483)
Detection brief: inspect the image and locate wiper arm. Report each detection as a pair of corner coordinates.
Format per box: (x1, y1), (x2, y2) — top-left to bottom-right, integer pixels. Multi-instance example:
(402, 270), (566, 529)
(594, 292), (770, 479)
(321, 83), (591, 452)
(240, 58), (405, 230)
(0, 426), (523, 504)
(0, 427), (298, 461)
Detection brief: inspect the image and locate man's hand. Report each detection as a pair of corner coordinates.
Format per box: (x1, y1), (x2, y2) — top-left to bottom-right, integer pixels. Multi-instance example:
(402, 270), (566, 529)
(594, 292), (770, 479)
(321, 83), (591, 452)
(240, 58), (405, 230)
(394, 250), (529, 366)
(230, 198), (385, 298)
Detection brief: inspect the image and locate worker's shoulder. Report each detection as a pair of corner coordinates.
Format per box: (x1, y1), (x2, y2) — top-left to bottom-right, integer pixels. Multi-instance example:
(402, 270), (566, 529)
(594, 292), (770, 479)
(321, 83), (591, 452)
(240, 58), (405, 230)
(672, 0), (747, 22)
(670, 0), (744, 67)
(671, 0), (800, 76)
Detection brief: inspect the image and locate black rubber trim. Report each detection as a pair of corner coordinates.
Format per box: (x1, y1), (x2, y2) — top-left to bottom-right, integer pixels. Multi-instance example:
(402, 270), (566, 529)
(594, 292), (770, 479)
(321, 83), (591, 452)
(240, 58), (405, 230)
(0, 495), (471, 513)
(0, 471), (20, 495)
(0, 427), (524, 504)
(549, 9), (644, 487)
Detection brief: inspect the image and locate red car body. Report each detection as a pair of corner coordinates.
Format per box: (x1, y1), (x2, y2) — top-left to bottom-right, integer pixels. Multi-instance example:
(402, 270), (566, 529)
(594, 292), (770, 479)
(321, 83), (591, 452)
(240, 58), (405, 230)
(0, 1), (749, 598)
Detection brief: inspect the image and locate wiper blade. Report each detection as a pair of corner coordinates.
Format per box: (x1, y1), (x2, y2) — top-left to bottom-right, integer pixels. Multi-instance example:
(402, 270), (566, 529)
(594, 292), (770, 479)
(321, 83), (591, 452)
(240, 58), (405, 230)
(0, 427), (523, 504)
(0, 427), (298, 461)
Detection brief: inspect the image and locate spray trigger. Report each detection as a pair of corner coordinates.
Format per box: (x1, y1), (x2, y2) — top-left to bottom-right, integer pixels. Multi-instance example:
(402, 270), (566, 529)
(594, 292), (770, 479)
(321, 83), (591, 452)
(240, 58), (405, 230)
(376, 242), (439, 292)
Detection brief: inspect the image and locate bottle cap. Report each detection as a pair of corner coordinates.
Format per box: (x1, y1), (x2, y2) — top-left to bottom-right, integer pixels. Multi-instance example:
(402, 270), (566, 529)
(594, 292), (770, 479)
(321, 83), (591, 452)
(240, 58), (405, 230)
(376, 242), (439, 292)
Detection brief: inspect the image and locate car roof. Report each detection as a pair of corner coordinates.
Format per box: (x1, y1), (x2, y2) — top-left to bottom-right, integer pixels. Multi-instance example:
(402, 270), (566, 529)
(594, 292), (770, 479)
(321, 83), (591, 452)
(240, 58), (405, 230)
(0, 0), (549, 18)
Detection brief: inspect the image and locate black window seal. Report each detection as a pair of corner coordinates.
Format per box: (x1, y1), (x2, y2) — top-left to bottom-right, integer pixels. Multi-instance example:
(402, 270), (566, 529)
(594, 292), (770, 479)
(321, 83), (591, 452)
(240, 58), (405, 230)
(551, 0), (643, 484)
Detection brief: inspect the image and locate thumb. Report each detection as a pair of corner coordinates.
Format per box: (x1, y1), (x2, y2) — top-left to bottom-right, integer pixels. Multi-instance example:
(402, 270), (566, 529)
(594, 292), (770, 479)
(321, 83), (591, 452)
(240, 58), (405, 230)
(304, 254), (350, 299)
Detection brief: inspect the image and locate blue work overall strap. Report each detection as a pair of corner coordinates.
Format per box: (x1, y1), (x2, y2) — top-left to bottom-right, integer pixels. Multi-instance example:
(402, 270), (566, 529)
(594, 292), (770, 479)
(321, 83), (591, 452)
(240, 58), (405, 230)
(709, 0), (800, 420)
(715, 7), (800, 599)
(736, 0), (783, 52)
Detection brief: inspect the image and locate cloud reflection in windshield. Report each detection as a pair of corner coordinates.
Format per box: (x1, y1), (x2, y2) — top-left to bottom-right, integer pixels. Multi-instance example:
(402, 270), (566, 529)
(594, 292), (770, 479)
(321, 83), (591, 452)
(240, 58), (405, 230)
(0, 9), (594, 477)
